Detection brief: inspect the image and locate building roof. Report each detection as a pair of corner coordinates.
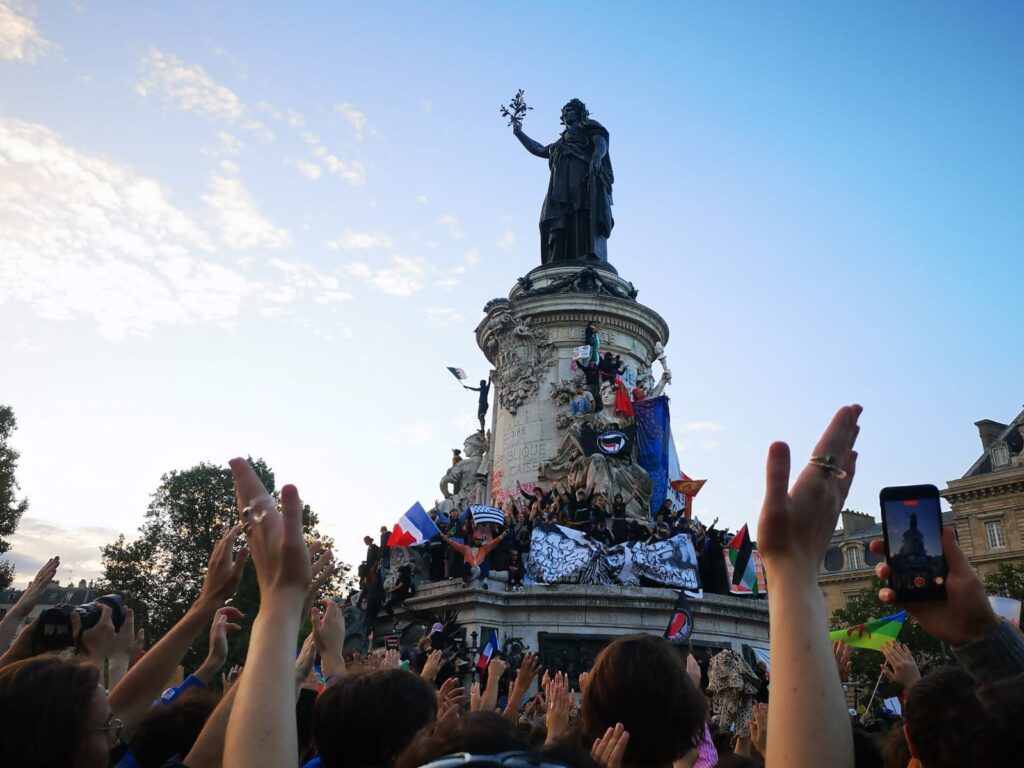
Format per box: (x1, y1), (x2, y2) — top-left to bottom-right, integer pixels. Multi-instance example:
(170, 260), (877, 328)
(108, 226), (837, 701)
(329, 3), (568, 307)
(963, 407), (1024, 478)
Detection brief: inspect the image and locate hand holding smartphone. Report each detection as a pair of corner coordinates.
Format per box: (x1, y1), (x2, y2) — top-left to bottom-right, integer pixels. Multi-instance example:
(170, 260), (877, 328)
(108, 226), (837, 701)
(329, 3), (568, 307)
(879, 484), (948, 602)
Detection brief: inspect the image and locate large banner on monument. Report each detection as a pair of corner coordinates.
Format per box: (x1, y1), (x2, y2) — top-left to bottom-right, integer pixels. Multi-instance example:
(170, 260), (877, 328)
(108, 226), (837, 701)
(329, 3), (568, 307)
(526, 524), (700, 589)
(633, 396), (671, 514)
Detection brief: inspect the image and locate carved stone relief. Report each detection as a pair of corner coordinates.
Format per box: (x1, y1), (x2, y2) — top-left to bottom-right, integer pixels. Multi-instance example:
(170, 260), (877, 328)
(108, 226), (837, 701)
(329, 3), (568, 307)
(484, 308), (555, 414)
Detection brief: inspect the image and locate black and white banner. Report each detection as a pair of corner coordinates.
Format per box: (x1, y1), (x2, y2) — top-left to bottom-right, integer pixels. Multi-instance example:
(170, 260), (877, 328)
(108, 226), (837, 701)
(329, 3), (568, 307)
(526, 524), (701, 590)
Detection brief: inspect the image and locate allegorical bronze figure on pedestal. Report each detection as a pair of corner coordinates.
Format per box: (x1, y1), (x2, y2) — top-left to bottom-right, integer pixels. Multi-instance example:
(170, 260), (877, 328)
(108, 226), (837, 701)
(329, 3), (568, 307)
(503, 92), (614, 268)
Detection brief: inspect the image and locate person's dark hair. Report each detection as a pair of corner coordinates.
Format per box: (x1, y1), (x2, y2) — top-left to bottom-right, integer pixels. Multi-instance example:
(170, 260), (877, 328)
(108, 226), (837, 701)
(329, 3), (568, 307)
(583, 634), (705, 766)
(880, 721), (910, 768)
(395, 711), (528, 768)
(363, 536), (372, 544)
(130, 689), (217, 768)
(314, 668), (437, 768)
(0, 655), (101, 768)
(851, 726), (883, 768)
(905, 667), (1023, 768)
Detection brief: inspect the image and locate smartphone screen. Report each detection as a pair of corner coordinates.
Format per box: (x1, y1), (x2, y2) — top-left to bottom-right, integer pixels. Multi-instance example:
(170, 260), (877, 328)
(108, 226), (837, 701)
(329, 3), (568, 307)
(879, 485), (947, 601)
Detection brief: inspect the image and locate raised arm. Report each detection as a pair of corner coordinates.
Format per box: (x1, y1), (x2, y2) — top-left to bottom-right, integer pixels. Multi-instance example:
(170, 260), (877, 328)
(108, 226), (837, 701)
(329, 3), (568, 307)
(513, 124), (549, 158)
(109, 528), (247, 740)
(0, 556), (59, 651)
(758, 404), (861, 768)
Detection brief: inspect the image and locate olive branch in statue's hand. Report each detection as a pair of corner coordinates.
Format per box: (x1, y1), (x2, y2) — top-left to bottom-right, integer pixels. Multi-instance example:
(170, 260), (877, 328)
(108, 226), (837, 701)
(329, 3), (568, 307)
(500, 89), (532, 130)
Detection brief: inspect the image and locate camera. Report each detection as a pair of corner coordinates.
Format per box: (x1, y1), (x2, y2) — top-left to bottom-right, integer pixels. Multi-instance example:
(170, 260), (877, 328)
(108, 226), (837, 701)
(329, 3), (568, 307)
(32, 594), (127, 653)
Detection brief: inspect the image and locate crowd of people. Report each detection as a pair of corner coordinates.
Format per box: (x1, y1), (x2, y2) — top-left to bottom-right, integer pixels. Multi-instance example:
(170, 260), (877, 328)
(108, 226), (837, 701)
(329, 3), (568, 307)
(1, 405), (1022, 768)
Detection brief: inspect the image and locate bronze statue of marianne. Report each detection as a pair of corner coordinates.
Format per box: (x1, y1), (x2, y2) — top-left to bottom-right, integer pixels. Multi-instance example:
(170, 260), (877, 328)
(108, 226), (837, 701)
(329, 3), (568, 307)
(512, 99), (614, 267)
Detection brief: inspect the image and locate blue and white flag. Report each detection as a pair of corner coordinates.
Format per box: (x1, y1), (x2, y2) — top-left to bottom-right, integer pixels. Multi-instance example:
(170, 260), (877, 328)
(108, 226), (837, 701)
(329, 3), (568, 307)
(464, 504), (505, 527)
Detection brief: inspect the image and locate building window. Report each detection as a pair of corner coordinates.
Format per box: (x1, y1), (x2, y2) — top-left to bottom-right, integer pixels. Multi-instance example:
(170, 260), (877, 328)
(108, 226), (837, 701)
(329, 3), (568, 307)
(846, 547), (861, 571)
(985, 520), (1007, 549)
(991, 443), (1010, 468)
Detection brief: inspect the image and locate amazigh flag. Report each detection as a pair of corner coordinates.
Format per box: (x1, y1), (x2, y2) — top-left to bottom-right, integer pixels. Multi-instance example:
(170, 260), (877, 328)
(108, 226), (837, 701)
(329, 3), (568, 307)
(390, 502), (441, 547)
(447, 366), (467, 381)
(727, 524), (758, 595)
(828, 611), (908, 652)
(477, 631), (499, 670)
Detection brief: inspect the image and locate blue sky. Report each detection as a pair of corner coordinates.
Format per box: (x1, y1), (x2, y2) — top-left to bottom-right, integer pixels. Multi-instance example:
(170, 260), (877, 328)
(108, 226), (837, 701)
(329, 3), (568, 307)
(1, 1), (1021, 585)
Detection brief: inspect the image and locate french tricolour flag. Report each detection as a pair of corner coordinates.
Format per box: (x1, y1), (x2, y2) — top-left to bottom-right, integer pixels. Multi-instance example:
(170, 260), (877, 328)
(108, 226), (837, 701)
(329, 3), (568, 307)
(390, 502), (441, 547)
(477, 631), (499, 671)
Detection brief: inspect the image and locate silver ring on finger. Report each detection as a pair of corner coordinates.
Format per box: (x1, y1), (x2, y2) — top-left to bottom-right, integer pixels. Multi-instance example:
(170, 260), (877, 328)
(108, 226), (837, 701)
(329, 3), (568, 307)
(808, 454), (848, 480)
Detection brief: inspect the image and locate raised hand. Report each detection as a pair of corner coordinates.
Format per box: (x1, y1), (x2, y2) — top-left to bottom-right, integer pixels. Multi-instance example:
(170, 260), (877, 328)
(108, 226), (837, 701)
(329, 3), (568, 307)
(294, 633), (317, 693)
(310, 599), (346, 679)
(544, 672), (572, 744)
(195, 607), (244, 684)
(420, 649), (443, 681)
(879, 641), (921, 691)
(301, 542), (335, 619)
(437, 677), (466, 720)
(79, 603), (118, 663)
(758, 405), (861, 575)
(591, 723), (630, 768)
(749, 702), (768, 756)
(384, 648), (400, 668)
(469, 681), (482, 711)
(832, 641), (852, 683)
(198, 524), (249, 611)
(23, 556), (60, 603)
(221, 664), (242, 690)
(869, 528), (999, 648)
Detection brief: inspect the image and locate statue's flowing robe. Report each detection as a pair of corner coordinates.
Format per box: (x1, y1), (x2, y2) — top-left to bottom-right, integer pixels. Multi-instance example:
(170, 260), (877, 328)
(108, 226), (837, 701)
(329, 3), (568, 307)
(539, 120), (614, 264)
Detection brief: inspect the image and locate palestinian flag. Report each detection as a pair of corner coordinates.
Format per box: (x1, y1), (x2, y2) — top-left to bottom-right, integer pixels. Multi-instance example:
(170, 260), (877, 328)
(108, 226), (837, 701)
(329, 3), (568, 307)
(828, 611), (908, 652)
(727, 524), (758, 595)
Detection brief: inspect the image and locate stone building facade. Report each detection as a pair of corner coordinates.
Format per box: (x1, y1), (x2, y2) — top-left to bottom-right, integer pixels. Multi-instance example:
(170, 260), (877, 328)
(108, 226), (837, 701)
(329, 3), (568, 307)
(942, 409), (1024, 579)
(818, 407), (1024, 616)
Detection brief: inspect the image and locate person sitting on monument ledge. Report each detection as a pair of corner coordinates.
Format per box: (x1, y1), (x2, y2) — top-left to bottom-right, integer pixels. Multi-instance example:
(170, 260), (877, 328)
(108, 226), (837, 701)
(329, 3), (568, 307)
(506, 550), (524, 592)
(440, 529), (508, 590)
(570, 383), (595, 415)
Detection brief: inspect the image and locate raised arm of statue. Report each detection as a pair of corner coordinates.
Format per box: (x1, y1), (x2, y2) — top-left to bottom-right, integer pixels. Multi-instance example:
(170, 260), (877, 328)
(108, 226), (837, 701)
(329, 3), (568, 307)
(513, 125), (549, 158)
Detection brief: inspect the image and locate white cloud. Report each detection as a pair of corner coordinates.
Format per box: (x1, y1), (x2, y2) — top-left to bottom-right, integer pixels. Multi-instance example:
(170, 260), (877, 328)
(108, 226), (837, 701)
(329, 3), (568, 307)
(426, 307), (464, 327)
(7, 517), (120, 584)
(334, 102), (368, 140)
(439, 214), (465, 239)
(0, 3), (56, 63)
(311, 144), (365, 186)
(464, 248), (480, 265)
(217, 131), (243, 156)
(285, 157), (324, 180)
(326, 229), (393, 250)
(266, 258), (352, 305)
(202, 174), (291, 250)
(344, 255), (427, 296)
(0, 117), (265, 339)
(498, 228), (515, 252)
(136, 47), (272, 140)
(416, 195), (428, 204)
(680, 421), (724, 432)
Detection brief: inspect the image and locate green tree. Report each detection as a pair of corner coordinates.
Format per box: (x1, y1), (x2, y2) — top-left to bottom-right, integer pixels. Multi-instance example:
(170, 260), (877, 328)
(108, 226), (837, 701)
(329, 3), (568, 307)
(828, 577), (946, 701)
(983, 561), (1024, 602)
(100, 459), (352, 672)
(0, 405), (30, 590)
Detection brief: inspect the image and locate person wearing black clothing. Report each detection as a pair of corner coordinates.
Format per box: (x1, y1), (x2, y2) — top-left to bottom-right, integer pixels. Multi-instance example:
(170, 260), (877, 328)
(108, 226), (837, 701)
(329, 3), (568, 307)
(463, 372), (493, 432)
(598, 352), (624, 385)
(591, 493), (610, 529)
(580, 361), (603, 412)
(517, 481), (553, 507)
(569, 487), (593, 525)
(363, 536), (380, 570)
(382, 564), (414, 626)
(588, 519), (612, 546)
(507, 550), (524, 591)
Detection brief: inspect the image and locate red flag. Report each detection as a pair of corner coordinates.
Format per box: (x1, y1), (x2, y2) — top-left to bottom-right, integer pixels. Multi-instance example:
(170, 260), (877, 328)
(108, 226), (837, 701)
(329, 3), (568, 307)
(614, 379), (634, 418)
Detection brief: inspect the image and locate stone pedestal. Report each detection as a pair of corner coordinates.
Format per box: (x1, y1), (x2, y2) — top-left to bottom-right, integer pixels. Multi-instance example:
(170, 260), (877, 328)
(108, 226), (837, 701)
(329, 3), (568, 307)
(476, 264), (670, 503)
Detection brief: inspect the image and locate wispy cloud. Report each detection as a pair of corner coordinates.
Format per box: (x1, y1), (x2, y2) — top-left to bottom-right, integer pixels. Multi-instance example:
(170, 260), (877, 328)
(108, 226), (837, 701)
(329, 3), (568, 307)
(344, 255), (429, 296)
(334, 102), (368, 140)
(439, 214), (465, 239)
(0, 3), (56, 63)
(497, 228), (515, 252)
(464, 248), (480, 265)
(136, 47), (272, 140)
(284, 157), (324, 179)
(426, 307), (465, 327)
(7, 516), (122, 584)
(326, 229), (393, 250)
(679, 421), (724, 432)
(202, 173), (291, 250)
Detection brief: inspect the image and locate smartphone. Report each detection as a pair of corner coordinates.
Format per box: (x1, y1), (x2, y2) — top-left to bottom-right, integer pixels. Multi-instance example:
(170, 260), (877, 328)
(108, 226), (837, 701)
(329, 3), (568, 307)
(879, 484), (948, 601)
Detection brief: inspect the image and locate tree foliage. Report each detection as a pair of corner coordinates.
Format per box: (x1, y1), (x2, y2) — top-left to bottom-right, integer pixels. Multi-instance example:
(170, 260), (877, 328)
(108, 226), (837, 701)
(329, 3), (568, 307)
(0, 405), (30, 590)
(100, 459), (352, 672)
(983, 561), (1024, 603)
(828, 576), (946, 701)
